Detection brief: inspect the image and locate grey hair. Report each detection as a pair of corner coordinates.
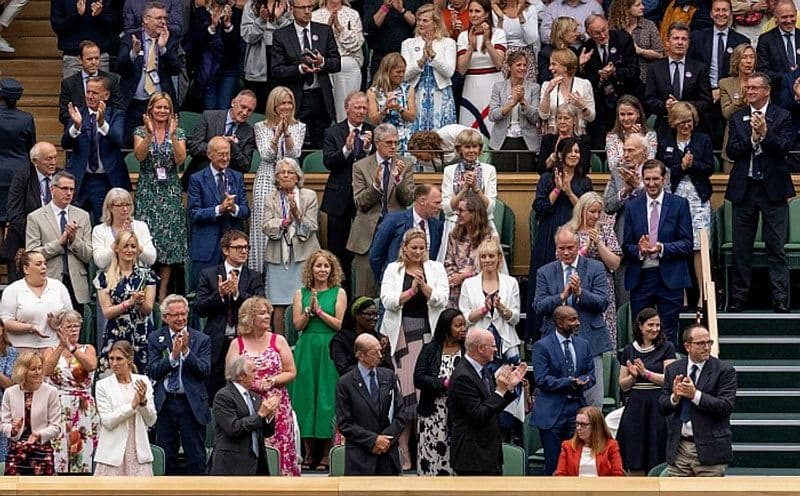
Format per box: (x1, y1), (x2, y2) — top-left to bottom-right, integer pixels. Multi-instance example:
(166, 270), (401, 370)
(160, 294), (189, 316)
(374, 123), (399, 143)
(207, 135), (230, 154)
(625, 132), (650, 152)
(555, 103), (581, 123)
(273, 157), (305, 187)
(52, 169), (76, 186)
(143, 1), (167, 16)
(554, 224), (580, 244)
(29, 141), (55, 162)
(55, 309), (83, 326)
(225, 356), (249, 381)
(584, 13), (607, 31)
(465, 327), (488, 352)
(101, 188), (134, 225)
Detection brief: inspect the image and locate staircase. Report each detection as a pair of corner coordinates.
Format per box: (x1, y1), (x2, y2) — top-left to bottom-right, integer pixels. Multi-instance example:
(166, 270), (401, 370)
(1, 0), (64, 146)
(683, 313), (800, 475)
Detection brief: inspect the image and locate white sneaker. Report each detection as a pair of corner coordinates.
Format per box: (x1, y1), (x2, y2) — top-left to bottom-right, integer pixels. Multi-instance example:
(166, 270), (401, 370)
(0, 36), (15, 53)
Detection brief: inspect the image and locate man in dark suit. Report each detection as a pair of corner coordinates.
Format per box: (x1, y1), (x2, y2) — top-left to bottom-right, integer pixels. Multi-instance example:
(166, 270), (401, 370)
(58, 41), (123, 127)
(530, 306), (595, 475)
(188, 137), (250, 288)
(62, 75), (130, 224)
(645, 22), (713, 135)
(271, 0), (341, 148)
(725, 72), (794, 312)
(209, 356), (278, 475)
(116, 1), (182, 146)
(534, 225), (612, 409)
(448, 327), (526, 475)
(659, 324), (737, 476)
(757, 0), (800, 99)
(183, 89), (258, 191)
(335, 333), (406, 475)
(5, 142), (58, 281)
(322, 91), (374, 292)
(369, 184), (443, 283)
(196, 230), (265, 401)
(147, 294), (211, 475)
(623, 159), (694, 346)
(581, 14), (639, 148)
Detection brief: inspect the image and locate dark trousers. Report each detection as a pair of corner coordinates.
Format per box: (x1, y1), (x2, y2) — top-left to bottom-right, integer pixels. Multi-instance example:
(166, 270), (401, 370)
(123, 99), (149, 148)
(155, 395), (207, 475)
(206, 336), (234, 406)
(298, 89), (331, 149)
(61, 273), (82, 315)
(538, 402), (579, 475)
(78, 173), (112, 225)
(630, 268), (684, 347)
(456, 468), (502, 476)
(326, 212), (354, 295)
(730, 179), (789, 306)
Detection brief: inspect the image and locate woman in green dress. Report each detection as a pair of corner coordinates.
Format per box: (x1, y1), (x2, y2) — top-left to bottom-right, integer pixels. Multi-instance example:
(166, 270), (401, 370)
(290, 249), (347, 471)
(132, 92), (187, 302)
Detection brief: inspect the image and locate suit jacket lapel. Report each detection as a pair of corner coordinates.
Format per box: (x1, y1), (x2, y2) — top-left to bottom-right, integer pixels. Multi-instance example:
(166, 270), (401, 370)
(658, 194), (671, 239)
(288, 24), (303, 59)
(352, 368), (379, 415)
(44, 205), (59, 236)
(205, 167), (222, 203)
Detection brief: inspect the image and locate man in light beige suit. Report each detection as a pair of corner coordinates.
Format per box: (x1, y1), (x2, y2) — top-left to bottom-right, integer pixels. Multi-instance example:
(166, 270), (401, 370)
(346, 123), (414, 297)
(25, 170), (93, 309)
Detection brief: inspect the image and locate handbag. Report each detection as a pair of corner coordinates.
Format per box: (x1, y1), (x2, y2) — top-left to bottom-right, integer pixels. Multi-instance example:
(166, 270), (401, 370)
(734, 10), (764, 26)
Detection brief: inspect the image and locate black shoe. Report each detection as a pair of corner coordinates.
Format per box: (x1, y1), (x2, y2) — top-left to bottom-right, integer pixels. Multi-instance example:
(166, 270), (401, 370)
(774, 302), (790, 313)
(727, 302), (744, 313)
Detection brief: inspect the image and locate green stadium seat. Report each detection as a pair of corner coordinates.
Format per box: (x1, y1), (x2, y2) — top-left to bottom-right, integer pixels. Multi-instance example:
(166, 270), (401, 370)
(205, 422), (215, 462)
(786, 198), (800, 273)
(250, 150), (262, 173)
(124, 152), (140, 173)
(247, 112), (266, 127)
(179, 111), (202, 137)
(283, 303), (299, 348)
(616, 302), (632, 352)
(648, 461), (669, 476)
(150, 444), (166, 476)
(502, 443), (526, 476)
(602, 351), (620, 414)
(328, 444), (345, 476)
(302, 150), (327, 172)
(265, 446), (281, 476)
(590, 153), (604, 173)
(522, 412), (545, 475)
(493, 199), (515, 262)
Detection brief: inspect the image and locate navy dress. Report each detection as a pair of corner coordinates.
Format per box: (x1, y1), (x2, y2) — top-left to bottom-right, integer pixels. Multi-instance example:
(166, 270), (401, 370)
(616, 340), (676, 472)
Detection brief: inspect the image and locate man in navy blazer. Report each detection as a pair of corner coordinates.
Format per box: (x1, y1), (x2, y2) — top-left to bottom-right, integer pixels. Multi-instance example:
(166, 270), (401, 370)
(369, 184), (443, 284)
(62, 76), (130, 224)
(623, 159), (693, 346)
(530, 306), (595, 476)
(188, 137), (250, 288)
(147, 294), (211, 475)
(534, 224), (611, 409)
(756, 0), (800, 98)
(725, 72), (794, 312)
(195, 230), (265, 402)
(687, 0), (749, 89)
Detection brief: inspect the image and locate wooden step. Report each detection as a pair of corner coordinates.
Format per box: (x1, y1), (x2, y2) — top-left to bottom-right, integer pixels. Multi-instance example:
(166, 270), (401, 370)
(16, 1), (52, 20)
(22, 94), (60, 107)
(1, 58), (63, 77)
(2, 36), (59, 58)
(3, 19), (57, 38)
(12, 76), (61, 96)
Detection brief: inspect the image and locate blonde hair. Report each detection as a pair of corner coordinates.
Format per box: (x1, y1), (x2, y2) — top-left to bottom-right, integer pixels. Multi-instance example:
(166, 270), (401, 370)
(11, 352), (42, 387)
(728, 43), (754, 77)
(551, 17), (579, 50)
(105, 231), (142, 290)
(476, 237), (503, 260)
(110, 340), (137, 374)
(301, 249), (344, 288)
(567, 192), (604, 231)
(454, 128), (483, 150)
(265, 86), (298, 127)
(100, 188), (135, 225)
(146, 91), (173, 116)
(237, 296), (274, 336)
(414, 3), (448, 38)
(372, 53), (406, 94)
(668, 101), (699, 128)
(551, 48), (578, 76)
(396, 228), (429, 267)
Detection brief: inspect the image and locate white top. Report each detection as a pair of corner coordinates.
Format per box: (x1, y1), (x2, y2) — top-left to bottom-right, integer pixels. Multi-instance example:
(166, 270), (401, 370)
(401, 36), (457, 89)
(492, 5), (541, 51)
(0, 278), (72, 349)
(91, 220), (157, 270)
(578, 446), (598, 477)
(456, 29), (508, 73)
(312, 6), (364, 64)
(441, 162), (498, 222)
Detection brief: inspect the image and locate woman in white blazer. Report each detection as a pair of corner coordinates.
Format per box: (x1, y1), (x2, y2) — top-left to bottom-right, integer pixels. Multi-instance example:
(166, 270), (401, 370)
(94, 340), (157, 476)
(92, 188), (157, 270)
(458, 237), (524, 423)
(0, 351), (61, 475)
(401, 3), (458, 132)
(538, 48), (595, 135)
(379, 228), (448, 470)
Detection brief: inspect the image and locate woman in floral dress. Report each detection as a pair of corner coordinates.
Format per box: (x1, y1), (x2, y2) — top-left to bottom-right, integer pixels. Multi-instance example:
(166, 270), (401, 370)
(367, 53), (417, 152)
(95, 231), (158, 376)
(226, 296), (298, 475)
(132, 92), (187, 301)
(43, 309), (98, 474)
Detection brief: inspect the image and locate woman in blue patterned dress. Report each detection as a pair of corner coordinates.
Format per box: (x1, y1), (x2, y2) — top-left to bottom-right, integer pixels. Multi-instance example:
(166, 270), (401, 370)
(367, 53), (417, 152)
(401, 4), (457, 133)
(132, 92), (186, 302)
(94, 231), (158, 376)
(0, 321), (18, 462)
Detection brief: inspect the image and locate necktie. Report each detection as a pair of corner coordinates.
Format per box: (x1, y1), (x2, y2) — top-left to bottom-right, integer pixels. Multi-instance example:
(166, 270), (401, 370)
(480, 367), (493, 393)
(680, 364), (699, 422)
(302, 28), (314, 86)
(88, 113), (99, 173)
(716, 33), (725, 79)
(649, 200), (660, 258)
(59, 210), (69, 275)
(144, 38), (157, 95)
(671, 61), (682, 99)
(353, 128), (363, 158)
(167, 333), (181, 392)
(564, 265), (574, 306)
(224, 122), (235, 136)
(226, 269), (240, 327)
(418, 220), (426, 233)
(42, 177), (51, 204)
(752, 110), (764, 178)
(217, 171), (227, 198)
(563, 339), (575, 376)
(381, 160), (391, 215)
(368, 370), (380, 407)
(243, 392), (260, 457)
(786, 33), (796, 67)
(600, 45), (608, 66)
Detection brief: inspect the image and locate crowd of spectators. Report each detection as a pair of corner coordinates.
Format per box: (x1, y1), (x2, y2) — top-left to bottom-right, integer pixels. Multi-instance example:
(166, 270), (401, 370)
(0, 0), (768, 479)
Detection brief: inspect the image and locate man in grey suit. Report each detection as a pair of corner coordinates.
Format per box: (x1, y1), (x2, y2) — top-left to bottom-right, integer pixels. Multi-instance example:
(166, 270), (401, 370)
(335, 333), (405, 475)
(209, 356), (279, 475)
(183, 89), (257, 190)
(25, 170), (92, 310)
(533, 225), (612, 408)
(346, 123), (414, 297)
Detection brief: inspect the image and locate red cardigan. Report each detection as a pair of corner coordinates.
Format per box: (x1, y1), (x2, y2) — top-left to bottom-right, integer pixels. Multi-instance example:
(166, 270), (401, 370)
(554, 438), (625, 476)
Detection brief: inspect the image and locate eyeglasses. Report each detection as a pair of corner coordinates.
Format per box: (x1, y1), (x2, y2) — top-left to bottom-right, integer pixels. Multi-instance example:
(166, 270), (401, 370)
(165, 312), (188, 318)
(228, 244), (250, 251)
(575, 421), (591, 428)
(688, 340), (714, 347)
(112, 203), (133, 208)
(53, 185), (75, 191)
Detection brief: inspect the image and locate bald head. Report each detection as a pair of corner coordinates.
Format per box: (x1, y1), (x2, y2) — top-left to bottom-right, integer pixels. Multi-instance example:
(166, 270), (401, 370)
(208, 136), (231, 171)
(622, 133), (648, 167)
(30, 142), (58, 176)
(465, 328), (495, 365)
(554, 305), (580, 337)
(355, 333), (382, 368)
